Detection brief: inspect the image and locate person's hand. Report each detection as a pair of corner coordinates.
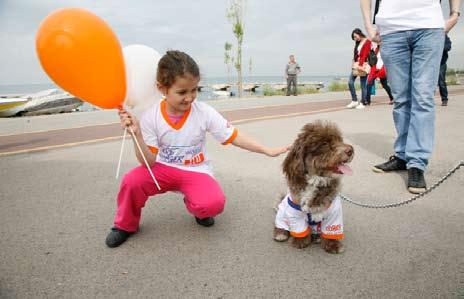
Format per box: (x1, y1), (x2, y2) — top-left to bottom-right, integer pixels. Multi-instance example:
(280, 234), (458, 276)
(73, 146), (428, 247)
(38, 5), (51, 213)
(264, 145), (291, 157)
(367, 24), (380, 43)
(444, 15), (458, 33)
(118, 108), (141, 136)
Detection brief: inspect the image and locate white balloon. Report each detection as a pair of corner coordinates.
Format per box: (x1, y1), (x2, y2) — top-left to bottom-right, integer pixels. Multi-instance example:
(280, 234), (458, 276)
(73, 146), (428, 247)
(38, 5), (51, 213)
(123, 44), (162, 116)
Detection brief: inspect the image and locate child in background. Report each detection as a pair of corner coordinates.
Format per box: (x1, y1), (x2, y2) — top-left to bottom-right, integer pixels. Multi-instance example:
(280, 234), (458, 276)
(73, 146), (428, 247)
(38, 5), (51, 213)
(106, 50), (289, 247)
(364, 43), (394, 105)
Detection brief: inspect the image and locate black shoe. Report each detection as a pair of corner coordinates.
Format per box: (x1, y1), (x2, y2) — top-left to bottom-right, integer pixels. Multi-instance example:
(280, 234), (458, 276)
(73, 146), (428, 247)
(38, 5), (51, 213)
(195, 217), (215, 227)
(442, 100), (448, 106)
(408, 168), (427, 194)
(372, 156), (407, 173)
(105, 227), (133, 248)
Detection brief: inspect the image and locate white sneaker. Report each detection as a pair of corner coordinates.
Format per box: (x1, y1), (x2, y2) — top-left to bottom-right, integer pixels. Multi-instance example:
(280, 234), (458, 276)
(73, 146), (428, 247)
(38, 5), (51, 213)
(346, 101), (358, 109)
(356, 103), (365, 109)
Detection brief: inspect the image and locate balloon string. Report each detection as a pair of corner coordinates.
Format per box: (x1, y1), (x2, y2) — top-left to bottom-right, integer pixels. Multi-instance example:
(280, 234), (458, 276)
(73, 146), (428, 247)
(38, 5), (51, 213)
(115, 127), (127, 179)
(129, 126), (161, 191)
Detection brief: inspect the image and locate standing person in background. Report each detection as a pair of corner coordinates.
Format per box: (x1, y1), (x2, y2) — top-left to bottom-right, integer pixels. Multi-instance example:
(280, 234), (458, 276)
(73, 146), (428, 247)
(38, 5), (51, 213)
(285, 55), (301, 96)
(361, 0), (461, 194)
(364, 43), (394, 106)
(346, 28), (372, 110)
(438, 35), (452, 106)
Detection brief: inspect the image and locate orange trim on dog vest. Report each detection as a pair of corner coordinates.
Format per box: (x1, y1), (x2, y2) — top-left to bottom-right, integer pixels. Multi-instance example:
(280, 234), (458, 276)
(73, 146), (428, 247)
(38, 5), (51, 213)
(321, 233), (344, 240)
(290, 227), (311, 238)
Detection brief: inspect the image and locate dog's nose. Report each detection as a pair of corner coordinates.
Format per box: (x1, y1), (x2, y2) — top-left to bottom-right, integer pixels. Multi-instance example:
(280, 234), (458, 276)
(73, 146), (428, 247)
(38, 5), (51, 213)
(344, 146), (354, 157)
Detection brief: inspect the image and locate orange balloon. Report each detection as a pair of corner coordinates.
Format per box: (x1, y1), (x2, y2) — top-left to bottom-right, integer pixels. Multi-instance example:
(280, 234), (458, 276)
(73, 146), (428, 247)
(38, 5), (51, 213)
(36, 8), (126, 109)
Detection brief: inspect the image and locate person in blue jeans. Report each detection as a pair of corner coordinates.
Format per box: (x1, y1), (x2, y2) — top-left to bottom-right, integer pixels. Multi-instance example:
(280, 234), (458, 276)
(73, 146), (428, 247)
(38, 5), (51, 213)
(438, 35), (452, 106)
(346, 28), (371, 110)
(360, 0), (461, 194)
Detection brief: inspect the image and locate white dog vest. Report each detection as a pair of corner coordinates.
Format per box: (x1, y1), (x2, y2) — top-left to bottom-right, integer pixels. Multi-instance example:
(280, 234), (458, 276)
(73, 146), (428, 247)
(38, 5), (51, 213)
(275, 194), (344, 239)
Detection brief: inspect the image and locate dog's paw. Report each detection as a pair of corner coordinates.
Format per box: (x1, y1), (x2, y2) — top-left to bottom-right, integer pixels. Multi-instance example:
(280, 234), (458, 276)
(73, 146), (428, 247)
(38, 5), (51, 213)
(321, 238), (345, 254)
(311, 233), (322, 244)
(290, 236), (311, 249)
(273, 227), (289, 242)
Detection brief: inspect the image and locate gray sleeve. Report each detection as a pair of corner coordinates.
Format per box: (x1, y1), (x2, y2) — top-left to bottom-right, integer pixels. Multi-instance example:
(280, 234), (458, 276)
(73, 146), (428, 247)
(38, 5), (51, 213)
(296, 63), (301, 71)
(285, 64), (288, 75)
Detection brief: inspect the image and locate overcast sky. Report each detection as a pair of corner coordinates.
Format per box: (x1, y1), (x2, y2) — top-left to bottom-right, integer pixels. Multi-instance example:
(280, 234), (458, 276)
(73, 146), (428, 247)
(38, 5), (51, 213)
(0, 0), (463, 85)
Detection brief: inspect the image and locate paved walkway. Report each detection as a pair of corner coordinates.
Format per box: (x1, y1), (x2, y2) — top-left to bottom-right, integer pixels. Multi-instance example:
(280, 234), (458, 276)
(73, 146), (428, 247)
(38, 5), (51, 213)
(0, 88), (463, 298)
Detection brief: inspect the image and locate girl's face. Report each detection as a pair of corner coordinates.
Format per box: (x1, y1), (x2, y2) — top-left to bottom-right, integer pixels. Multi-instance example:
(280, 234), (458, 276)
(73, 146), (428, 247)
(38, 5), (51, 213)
(158, 74), (200, 115)
(353, 33), (362, 42)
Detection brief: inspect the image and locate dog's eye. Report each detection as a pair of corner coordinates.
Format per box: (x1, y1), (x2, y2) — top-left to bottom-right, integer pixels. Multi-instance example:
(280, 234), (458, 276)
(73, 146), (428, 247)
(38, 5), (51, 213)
(320, 142), (329, 149)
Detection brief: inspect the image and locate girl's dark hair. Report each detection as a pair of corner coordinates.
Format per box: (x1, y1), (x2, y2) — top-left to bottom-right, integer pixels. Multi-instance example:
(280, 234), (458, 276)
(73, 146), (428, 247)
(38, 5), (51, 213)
(351, 28), (367, 61)
(157, 50), (200, 88)
(351, 28), (366, 40)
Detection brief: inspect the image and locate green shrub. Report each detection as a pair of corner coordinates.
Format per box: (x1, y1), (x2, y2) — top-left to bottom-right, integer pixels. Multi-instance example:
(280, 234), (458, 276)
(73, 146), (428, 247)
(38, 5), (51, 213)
(262, 85), (319, 96)
(327, 80), (360, 92)
(446, 75), (458, 85)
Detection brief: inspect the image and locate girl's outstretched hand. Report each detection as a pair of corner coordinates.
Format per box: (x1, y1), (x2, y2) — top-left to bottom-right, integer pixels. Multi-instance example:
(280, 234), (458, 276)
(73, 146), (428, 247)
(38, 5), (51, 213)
(118, 108), (141, 136)
(264, 145), (291, 157)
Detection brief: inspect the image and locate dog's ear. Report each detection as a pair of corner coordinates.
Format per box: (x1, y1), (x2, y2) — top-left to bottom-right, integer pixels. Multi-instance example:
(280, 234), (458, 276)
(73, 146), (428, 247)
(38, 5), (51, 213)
(282, 138), (307, 191)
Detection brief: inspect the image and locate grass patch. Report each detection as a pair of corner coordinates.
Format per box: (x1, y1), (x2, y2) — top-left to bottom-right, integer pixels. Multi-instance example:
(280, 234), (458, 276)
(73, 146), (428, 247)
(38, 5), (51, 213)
(262, 85), (319, 96)
(328, 81), (350, 92)
(446, 75), (459, 85)
(327, 80), (363, 92)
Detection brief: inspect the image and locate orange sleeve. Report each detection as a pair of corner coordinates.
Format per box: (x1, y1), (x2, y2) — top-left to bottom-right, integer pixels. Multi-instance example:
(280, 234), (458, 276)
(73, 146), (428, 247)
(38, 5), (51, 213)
(222, 128), (238, 145)
(147, 146), (158, 154)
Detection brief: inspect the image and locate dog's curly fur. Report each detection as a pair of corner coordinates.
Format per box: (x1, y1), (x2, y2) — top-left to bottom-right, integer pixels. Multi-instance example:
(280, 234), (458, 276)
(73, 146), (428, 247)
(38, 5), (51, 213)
(273, 120), (354, 253)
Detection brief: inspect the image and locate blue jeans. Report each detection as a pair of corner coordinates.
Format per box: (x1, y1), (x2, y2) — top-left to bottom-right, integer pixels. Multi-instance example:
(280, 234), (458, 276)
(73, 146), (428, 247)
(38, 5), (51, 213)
(366, 78), (394, 104)
(348, 73), (367, 102)
(439, 35), (452, 101)
(381, 28), (444, 170)
(438, 51), (449, 102)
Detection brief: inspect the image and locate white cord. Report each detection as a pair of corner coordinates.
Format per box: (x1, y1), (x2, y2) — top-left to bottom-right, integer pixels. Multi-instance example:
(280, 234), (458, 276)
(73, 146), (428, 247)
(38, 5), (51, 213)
(129, 126), (161, 190)
(115, 127), (127, 179)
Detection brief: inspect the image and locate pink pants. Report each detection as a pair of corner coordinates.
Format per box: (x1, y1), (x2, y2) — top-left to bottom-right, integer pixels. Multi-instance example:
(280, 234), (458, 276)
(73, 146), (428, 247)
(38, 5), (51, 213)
(114, 162), (226, 232)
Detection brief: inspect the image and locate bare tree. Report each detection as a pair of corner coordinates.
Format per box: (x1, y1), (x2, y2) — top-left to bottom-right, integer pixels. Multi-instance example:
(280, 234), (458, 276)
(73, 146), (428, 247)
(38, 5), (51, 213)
(224, 42), (233, 87)
(227, 0), (245, 97)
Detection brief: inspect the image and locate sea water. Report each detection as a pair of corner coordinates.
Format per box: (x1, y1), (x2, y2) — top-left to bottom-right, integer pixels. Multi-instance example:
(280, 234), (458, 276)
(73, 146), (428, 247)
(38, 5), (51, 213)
(0, 75), (340, 112)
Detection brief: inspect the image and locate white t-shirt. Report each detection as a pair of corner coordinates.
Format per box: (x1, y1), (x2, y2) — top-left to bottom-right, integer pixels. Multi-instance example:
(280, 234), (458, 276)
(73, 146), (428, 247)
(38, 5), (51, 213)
(371, 42), (384, 69)
(375, 0), (444, 36)
(140, 100), (237, 177)
(275, 194), (344, 239)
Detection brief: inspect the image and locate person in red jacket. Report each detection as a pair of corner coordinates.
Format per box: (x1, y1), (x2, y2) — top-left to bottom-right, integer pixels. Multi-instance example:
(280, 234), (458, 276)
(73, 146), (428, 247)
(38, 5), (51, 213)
(347, 28), (371, 110)
(364, 43), (394, 105)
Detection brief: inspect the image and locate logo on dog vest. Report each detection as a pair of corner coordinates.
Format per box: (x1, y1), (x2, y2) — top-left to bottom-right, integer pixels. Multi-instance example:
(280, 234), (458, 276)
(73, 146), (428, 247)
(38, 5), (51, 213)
(325, 224), (341, 231)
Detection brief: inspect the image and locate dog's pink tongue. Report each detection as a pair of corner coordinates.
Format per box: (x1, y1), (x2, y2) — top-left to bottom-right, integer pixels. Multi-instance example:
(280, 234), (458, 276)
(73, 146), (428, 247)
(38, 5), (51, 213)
(337, 164), (353, 175)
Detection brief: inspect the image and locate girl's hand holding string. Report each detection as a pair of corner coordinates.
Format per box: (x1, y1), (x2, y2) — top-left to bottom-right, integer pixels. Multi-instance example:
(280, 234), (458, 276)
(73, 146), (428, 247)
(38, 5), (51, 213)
(118, 108), (141, 137)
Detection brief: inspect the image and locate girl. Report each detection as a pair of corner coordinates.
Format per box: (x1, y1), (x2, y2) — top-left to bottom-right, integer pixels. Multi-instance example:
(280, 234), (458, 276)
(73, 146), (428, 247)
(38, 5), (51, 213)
(106, 50), (289, 247)
(346, 28), (371, 110)
(364, 43), (394, 106)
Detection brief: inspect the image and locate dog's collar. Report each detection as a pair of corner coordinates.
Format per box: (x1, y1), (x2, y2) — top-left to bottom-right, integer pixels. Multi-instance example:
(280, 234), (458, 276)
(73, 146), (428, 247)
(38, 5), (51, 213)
(287, 195), (302, 211)
(287, 195), (321, 224)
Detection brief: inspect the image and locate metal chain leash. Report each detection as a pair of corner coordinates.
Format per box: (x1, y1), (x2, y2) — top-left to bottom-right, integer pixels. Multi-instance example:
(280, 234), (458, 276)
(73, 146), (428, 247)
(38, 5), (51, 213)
(340, 160), (464, 209)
